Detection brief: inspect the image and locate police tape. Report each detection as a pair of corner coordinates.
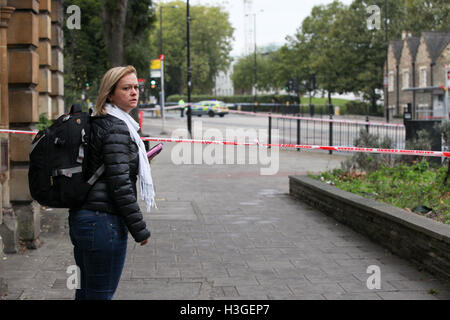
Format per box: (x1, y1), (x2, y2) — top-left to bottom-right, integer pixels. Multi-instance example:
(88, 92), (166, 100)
(141, 105), (182, 111)
(226, 109), (404, 128)
(139, 136), (450, 158)
(1, 129), (448, 158)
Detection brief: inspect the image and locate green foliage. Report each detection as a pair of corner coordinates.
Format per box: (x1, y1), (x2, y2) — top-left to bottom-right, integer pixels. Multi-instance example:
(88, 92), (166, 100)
(341, 129), (395, 173)
(238, 0), (448, 112)
(232, 50), (287, 94)
(149, 1), (234, 96)
(167, 94), (349, 106)
(401, 0), (450, 34)
(124, 0), (155, 76)
(400, 129), (433, 164)
(312, 160), (450, 224)
(64, 0), (109, 108)
(36, 114), (53, 131)
(436, 121), (450, 184)
(345, 101), (383, 117)
(438, 121), (450, 152)
(63, 0), (155, 109)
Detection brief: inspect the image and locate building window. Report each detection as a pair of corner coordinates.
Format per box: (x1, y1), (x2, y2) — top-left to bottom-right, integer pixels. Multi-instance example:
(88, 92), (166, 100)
(388, 71), (394, 92)
(420, 67), (427, 87)
(402, 70), (409, 89)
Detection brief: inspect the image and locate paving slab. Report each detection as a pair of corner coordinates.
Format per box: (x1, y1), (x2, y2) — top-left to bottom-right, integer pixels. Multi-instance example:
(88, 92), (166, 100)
(1, 114), (449, 300)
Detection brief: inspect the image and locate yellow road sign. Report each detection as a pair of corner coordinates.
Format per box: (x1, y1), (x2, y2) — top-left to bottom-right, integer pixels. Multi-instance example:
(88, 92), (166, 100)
(150, 59), (161, 70)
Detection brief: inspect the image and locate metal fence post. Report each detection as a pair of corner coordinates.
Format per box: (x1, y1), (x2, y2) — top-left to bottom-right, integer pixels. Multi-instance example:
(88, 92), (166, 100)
(329, 106), (333, 155)
(268, 115), (272, 149)
(297, 118), (300, 151)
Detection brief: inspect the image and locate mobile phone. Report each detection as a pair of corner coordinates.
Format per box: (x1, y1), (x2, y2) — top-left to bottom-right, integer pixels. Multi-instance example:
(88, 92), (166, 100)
(147, 143), (163, 160)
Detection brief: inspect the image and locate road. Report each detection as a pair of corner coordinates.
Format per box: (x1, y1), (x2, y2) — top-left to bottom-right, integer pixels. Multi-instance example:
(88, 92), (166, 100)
(143, 110), (405, 151)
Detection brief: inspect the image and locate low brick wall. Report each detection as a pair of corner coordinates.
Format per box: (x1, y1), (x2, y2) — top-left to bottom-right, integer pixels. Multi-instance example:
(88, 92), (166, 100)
(289, 175), (450, 283)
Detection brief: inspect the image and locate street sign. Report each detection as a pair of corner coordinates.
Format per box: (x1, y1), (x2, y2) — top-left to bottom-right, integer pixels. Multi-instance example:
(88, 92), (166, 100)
(159, 54), (165, 61)
(150, 59), (161, 78)
(151, 59), (161, 70)
(151, 70), (161, 78)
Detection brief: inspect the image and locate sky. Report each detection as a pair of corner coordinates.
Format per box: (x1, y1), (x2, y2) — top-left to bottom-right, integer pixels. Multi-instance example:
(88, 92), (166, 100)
(185, 0), (355, 57)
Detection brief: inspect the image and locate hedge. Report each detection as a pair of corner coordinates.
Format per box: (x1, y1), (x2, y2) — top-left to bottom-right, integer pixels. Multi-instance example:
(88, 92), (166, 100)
(166, 94), (383, 116)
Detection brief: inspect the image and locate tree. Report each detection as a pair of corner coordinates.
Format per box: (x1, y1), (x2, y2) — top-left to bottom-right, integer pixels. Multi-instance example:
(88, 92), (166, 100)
(294, 1), (349, 105)
(100, 0), (129, 67)
(124, 0), (156, 76)
(64, 0), (109, 106)
(149, 1), (234, 95)
(401, 0), (449, 35)
(231, 55), (254, 94)
(232, 53), (274, 94)
(64, 0), (156, 107)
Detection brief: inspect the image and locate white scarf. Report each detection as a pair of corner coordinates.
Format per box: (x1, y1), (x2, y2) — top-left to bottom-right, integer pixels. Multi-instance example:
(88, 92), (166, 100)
(105, 103), (156, 212)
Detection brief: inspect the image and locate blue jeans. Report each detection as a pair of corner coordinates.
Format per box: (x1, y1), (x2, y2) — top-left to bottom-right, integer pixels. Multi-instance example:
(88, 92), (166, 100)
(69, 209), (128, 300)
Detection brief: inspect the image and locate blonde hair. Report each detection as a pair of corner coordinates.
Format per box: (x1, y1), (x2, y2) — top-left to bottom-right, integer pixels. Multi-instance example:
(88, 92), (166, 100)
(94, 65), (137, 116)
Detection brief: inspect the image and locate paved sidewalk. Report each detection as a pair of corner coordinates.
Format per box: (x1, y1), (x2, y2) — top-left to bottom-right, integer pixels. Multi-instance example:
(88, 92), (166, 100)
(1, 129), (450, 300)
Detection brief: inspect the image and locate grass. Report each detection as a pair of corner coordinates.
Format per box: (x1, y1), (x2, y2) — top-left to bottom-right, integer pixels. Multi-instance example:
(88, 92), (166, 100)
(309, 160), (450, 225)
(299, 97), (350, 107)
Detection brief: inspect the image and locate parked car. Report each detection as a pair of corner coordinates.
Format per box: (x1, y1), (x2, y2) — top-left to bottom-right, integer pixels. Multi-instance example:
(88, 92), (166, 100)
(190, 100), (229, 117)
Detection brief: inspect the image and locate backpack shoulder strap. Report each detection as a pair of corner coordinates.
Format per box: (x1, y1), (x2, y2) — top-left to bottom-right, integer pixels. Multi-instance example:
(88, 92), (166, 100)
(70, 104), (82, 114)
(87, 164), (105, 185)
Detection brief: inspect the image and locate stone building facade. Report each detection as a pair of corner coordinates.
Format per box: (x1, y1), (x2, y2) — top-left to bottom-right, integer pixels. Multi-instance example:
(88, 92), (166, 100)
(386, 31), (450, 119)
(0, 0), (64, 260)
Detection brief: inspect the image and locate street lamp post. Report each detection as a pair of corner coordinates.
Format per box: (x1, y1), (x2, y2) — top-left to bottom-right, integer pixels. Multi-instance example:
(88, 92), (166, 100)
(187, 0), (192, 137)
(158, 3), (178, 135)
(159, 5), (163, 55)
(245, 10), (263, 112)
(253, 13), (257, 111)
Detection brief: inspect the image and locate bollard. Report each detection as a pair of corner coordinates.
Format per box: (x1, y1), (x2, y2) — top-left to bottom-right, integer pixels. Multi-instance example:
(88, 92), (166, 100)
(139, 110), (144, 130)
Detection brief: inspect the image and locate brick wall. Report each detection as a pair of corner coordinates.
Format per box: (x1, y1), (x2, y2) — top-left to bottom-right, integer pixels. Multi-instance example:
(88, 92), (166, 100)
(289, 175), (450, 284)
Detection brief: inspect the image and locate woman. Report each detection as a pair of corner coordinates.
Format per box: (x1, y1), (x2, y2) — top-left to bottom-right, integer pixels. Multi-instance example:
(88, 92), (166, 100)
(69, 66), (155, 300)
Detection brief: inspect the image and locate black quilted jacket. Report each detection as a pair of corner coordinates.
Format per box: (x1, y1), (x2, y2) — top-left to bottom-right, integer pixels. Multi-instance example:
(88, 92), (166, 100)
(79, 114), (150, 243)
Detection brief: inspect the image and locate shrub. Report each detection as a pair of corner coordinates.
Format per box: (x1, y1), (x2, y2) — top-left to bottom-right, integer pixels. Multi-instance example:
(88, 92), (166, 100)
(36, 113), (53, 131)
(340, 128), (394, 173)
(344, 101), (383, 116)
(399, 129), (433, 165)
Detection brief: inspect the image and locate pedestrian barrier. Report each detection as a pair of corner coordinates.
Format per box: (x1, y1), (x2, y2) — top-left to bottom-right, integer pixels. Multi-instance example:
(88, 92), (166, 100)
(226, 109), (406, 152)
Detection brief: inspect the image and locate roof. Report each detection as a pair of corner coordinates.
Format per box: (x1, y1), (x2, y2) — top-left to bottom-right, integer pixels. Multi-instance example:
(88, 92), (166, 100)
(391, 40), (403, 63)
(388, 31), (449, 64)
(406, 37), (420, 60)
(422, 31), (450, 63)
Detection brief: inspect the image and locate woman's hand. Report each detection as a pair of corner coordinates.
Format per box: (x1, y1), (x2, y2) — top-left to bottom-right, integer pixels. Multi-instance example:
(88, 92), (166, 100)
(140, 238), (149, 246)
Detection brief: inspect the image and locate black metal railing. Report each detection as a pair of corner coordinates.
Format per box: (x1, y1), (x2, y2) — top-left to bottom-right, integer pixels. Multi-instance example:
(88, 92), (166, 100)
(266, 106), (405, 153)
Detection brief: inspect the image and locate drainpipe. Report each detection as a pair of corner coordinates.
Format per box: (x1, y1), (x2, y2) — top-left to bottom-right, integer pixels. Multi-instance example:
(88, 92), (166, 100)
(412, 62), (416, 119)
(396, 64), (400, 115)
(430, 62), (435, 111)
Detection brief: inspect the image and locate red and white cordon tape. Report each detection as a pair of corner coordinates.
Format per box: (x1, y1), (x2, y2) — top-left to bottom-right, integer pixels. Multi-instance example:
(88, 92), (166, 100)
(139, 136), (450, 158)
(1, 129), (448, 158)
(141, 105), (182, 111)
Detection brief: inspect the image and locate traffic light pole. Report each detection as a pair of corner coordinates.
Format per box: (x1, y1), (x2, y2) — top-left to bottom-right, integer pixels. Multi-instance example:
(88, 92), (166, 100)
(444, 64), (449, 121)
(385, 0), (390, 123)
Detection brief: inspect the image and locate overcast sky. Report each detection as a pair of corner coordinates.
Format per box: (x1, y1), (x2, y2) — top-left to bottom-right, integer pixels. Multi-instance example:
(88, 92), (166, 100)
(184, 0), (354, 57)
